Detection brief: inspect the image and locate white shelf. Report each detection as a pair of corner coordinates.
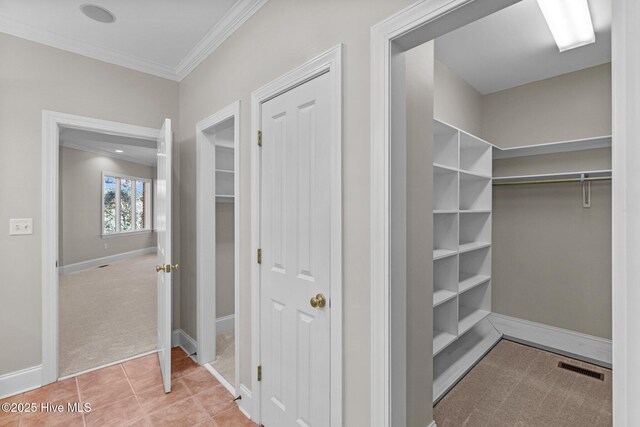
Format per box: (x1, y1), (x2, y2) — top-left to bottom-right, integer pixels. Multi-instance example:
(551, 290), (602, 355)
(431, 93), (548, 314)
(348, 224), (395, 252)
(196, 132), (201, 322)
(434, 249), (457, 260)
(434, 290), (457, 307)
(215, 195), (235, 203)
(460, 132), (492, 176)
(459, 173), (491, 211)
(492, 135), (611, 160)
(458, 308), (490, 335)
(433, 331), (457, 356)
(459, 273), (490, 294)
(433, 119), (458, 169)
(215, 169), (234, 174)
(493, 169), (612, 183)
(458, 242), (490, 254)
(434, 209), (458, 214)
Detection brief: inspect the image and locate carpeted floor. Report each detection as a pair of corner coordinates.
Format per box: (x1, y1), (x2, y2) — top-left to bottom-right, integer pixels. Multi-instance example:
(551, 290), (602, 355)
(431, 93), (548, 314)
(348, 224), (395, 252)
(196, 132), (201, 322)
(59, 254), (158, 377)
(434, 340), (612, 427)
(212, 331), (235, 386)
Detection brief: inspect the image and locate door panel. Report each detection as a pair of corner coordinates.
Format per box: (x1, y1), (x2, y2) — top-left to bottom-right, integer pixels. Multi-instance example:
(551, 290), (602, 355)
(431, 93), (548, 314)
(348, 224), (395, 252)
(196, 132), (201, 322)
(156, 118), (172, 393)
(260, 72), (332, 427)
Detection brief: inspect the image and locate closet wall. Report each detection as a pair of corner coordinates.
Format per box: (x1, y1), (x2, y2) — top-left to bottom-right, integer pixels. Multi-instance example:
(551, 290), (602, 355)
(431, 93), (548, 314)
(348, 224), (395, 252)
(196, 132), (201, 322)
(434, 61), (612, 340)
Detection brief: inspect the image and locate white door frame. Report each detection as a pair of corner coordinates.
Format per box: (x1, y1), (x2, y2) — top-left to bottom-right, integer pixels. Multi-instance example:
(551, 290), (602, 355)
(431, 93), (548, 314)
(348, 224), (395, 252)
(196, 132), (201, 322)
(370, 1), (639, 426)
(41, 110), (160, 385)
(196, 100), (241, 395)
(250, 44), (343, 425)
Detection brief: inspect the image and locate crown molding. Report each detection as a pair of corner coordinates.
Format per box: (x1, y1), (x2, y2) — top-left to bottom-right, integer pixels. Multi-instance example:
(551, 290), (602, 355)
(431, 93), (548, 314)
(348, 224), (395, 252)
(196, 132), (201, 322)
(175, 0), (269, 81)
(0, 15), (177, 81)
(0, 0), (269, 82)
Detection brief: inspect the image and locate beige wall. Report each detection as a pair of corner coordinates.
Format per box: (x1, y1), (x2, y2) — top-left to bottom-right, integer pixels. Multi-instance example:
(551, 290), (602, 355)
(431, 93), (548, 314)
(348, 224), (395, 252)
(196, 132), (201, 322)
(492, 156), (612, 339)
(216, 202), (235, 318)
(434, 60), (483, 136)
(177, 0), (413, 424)
(0, 33), (179, 376)
(59, 147), (156, 266)
(482, 63), (612, 148)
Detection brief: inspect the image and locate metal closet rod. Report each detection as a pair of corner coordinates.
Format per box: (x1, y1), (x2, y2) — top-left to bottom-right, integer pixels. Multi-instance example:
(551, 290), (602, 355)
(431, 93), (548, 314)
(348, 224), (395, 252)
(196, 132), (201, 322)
(493, 176), (612, 186)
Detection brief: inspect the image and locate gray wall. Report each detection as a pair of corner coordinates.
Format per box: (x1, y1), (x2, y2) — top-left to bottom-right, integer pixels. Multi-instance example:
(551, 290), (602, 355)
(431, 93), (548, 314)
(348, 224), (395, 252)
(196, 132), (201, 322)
(0, 32), (179, 376)
(216, 202), (235, 318)
(59, 147), (156, 266)
(434, 60), (483, 136)
(177, 0), (414, 424)
(482, 63), (611, 147)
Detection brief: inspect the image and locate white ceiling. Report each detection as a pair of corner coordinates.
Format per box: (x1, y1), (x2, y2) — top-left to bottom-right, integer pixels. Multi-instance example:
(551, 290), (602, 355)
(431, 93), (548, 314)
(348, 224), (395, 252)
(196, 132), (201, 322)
(435, 0), (611, 94)
(0, 0), (267, 80)
(60, 127), (158, 166)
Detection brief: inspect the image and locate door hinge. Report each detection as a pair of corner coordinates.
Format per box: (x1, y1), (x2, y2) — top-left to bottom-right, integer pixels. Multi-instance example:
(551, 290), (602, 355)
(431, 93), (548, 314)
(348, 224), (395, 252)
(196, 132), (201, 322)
(258, 365), (262, 382)
(257, 130), (262, 147)
(257, 248), (262, 264)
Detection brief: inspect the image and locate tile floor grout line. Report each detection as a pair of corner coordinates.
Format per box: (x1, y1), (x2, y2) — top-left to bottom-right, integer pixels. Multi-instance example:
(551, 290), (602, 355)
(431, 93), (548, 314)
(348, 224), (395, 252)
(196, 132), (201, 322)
(121, 362), (149, 425)
(76, 376), (87, 427)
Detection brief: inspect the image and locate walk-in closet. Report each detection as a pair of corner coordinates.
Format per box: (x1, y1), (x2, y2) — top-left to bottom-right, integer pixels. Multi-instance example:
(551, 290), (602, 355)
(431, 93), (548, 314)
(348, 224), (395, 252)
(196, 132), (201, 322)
(424, 0), (612, 424)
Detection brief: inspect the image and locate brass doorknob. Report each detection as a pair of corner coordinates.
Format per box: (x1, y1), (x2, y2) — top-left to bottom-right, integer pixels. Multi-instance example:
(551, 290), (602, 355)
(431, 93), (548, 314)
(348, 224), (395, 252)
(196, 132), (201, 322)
(156, 264), (179, 273)
(310, 293), (326, 308)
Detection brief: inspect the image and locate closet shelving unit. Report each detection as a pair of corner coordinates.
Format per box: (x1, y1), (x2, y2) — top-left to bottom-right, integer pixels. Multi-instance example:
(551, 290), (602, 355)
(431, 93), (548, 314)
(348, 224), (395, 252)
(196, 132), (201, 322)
(215, 144), (235, 202)
(432, 119), (493, 364)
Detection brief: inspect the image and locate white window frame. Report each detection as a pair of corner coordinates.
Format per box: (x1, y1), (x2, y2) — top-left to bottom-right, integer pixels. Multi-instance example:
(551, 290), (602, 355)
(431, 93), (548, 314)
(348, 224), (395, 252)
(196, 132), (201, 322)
(101, 171), (153, 237)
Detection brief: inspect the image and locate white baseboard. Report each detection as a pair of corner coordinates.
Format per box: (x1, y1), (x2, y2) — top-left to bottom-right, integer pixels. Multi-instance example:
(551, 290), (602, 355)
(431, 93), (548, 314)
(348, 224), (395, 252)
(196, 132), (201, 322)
(216, 314), (235, 334)
(0, 365), (42, 399)
(237, 383), (252, 420)
(488, 313), (612, 368)
(59, 247), (157, 274)
(429, 422), (438, 427)
(172, 329), (198, 357)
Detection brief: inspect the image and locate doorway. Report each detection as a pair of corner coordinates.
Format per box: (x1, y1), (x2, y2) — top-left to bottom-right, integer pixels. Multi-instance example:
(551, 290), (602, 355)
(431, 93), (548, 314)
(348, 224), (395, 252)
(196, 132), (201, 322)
(42, 112), (175, 392)
(250, 45), (343, 426)
(196, 101), (241, 396)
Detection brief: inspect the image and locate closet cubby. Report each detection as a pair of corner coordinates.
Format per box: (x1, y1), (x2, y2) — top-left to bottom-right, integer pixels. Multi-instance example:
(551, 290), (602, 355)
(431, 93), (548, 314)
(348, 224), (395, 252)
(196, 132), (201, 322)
(458, 246), (491, 294)
(433, 120), (458, 169)
(433, 167), (458, 211)
(459, 173), (491, 211)
(433, 213), (458, 260)
(459, 212), (491, 253)
(215, 145), (235, 203)
(458, 280), (490, 335)
(459, 132), (492, 176)
(433, 297), (458, 356)
(434, 255), (458, 307)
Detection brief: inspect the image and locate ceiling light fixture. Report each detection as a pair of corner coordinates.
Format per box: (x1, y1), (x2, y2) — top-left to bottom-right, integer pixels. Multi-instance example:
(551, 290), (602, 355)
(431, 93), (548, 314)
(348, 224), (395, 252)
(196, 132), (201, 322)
(536, 0), (595, 52)
(115, 149), (124, 153)
(80, 4), (116, 24)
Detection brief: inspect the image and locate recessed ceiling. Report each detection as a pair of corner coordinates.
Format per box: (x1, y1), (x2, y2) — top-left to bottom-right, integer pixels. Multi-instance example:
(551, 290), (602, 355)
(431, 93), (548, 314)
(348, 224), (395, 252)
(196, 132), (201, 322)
(0, 0), (267, 80)
(435, 0), (611, 94)
(60, 127), (158, 166)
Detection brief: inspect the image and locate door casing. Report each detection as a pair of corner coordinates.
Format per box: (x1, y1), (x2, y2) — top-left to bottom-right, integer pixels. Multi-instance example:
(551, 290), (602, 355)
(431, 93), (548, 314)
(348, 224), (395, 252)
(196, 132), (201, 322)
(250, 44), (343, 425)
(41, 110), (163, 385)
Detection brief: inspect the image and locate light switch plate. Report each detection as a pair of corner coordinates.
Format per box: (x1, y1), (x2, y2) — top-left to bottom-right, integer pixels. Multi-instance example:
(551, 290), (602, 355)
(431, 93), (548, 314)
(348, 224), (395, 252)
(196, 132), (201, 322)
(9, 218), (33, 235)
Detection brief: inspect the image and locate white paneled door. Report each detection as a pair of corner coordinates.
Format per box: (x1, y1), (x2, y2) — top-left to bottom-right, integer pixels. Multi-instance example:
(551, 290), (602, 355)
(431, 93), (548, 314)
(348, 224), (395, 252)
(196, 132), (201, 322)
(156, 118), (174, 393)
(259, 71), (333, 427)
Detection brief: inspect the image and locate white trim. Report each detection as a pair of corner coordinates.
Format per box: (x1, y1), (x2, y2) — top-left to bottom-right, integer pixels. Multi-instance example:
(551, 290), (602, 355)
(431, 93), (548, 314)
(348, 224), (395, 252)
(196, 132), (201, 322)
(216, 314), (236, 334)
(488, 313), (612, 368)
(204, 363), (235, 396)
(171, 329), (197, 356)
(0, 15), (176, 80)
(196, 101), (241, 399)
(238, 383), (253, 420)
(59, 247), (156, 274)
(428, 422), (438, 427)
(58, 350), (158, 381)
(175, 0), (269, 81)
(251, 44), (343, 425)
(101, 230), (153, 239)
(42, 110), (161, 386)
(0, 366), (42, 400)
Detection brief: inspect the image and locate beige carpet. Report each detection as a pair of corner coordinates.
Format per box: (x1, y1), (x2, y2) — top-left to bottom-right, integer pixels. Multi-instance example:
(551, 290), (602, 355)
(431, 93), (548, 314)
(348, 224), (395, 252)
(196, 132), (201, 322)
(434, 340), (612, 427)
(212, 331), (235, 386)
(59, 254), (158, 377)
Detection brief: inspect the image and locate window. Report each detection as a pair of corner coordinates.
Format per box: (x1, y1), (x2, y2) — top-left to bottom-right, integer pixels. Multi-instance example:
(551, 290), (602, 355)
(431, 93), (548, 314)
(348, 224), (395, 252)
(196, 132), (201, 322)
(103, 173), (152, 236)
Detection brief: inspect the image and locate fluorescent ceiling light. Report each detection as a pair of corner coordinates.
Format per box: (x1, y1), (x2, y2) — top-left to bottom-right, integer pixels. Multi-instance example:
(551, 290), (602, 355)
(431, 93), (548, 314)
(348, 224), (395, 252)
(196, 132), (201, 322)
(537, 0), (595, 52)
(115, 149), (124, 153)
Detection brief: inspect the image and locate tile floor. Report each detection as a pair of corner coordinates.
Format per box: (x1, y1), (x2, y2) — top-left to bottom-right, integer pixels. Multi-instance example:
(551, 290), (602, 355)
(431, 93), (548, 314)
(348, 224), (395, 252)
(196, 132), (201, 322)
(0, 347), (258, 427)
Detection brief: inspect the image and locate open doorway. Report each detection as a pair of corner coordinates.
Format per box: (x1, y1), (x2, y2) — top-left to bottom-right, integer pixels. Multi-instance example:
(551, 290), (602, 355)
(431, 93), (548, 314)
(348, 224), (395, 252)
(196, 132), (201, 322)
(58, 127), (159, 377)
(196, 102), (240, 396)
